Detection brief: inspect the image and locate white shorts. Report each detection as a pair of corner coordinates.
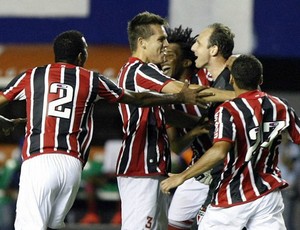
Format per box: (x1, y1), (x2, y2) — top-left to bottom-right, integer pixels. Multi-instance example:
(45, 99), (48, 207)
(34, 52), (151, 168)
(168, 177), (209, 227)
(14, 154), (82, 230)
(117, 176), (170, 230)
(198, 190), (286, 230)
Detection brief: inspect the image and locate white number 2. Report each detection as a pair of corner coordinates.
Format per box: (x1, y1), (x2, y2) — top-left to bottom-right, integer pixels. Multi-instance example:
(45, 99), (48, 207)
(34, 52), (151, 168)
(48, 83), (74, 119)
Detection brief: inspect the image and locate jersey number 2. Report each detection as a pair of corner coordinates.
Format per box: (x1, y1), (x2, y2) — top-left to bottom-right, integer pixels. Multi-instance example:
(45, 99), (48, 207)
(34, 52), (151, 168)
(48, 83), (74, 119)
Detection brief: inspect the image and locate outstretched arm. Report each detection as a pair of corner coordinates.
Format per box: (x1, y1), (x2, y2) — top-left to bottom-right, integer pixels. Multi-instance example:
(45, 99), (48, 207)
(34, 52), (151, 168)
(162, 80), (235, 103)
(119, 80), (212, 107)
(202, 88), (235, 102)
(160, 141), (231, 194)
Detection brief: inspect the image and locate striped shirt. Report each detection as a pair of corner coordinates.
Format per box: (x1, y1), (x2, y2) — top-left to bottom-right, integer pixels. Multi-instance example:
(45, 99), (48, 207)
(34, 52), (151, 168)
(116, 57), (174, 176)
(212, 90), (300, 207)
(170, 68), (212, 164)
(0, 63), (124, 165)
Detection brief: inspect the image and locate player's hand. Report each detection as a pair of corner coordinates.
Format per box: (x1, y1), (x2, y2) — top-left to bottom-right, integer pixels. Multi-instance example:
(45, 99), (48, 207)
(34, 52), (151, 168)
(179, 80), (213, 108)
(190, 117), (210, 136)
(225, 54), (241, 71)
(0, 116), (27, 136)
(160, 173), (185, 195)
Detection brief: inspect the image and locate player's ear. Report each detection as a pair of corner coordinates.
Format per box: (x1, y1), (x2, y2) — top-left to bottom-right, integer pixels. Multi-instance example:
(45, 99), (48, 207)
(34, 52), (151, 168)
(138, 37), (147, 49)
(210, 45), (219, 57)
(77, 52), (85, 66)
(229, 75), (234, 85)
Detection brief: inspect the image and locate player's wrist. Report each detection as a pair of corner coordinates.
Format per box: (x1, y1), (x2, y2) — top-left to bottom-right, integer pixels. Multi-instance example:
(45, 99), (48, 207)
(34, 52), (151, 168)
(175, 91), (185, 104)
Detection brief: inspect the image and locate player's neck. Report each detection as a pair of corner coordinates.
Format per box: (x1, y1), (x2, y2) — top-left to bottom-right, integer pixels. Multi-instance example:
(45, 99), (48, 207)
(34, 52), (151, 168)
(206, 60), (226, 81)
(132, 51), (145, 62)
(234, 87), (250, 97)
(179, 68), (194, 82)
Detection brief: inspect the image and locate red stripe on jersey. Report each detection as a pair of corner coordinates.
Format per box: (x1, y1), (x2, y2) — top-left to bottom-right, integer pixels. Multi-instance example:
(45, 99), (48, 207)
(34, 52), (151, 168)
(196, 68), (213, 86)
(116, 57), (172, 176)
(211, 90), (299, 207)
(1, 63), (123, 165)
(169, 70), (212, 164)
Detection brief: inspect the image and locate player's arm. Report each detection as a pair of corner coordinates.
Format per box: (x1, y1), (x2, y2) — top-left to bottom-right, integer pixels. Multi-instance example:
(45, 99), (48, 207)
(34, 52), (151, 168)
(119, 80), (210, 107)
(162, 80), (235, 103)
(0, 94), (9, 107)
(165, 108), (200, 129)
(0, 95), (26, 136)
(167, 120), (209, 154)
(160, 141), (231, 194)
(203, 88), (235, 102)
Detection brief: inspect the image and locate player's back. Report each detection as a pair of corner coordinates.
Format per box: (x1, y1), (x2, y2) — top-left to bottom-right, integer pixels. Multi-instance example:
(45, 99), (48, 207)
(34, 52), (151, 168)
(212, 90), (295, 207)
(2, 63), (98, 162)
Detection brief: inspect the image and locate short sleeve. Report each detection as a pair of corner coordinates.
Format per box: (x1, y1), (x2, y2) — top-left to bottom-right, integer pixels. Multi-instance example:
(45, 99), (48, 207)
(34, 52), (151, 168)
(213, 105), (235, 144)
(97, 74), (124, 102)
(135, 63), (174, 92)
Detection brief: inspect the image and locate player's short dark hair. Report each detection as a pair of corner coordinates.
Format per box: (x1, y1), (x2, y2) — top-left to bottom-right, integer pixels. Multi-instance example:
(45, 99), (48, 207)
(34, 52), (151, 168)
(53, 30), (86, 63)
(166, 25), (197, 70)
(231, 55), (263, 90)
(127, 11), (167, 52)
(207, 23), (235, 59)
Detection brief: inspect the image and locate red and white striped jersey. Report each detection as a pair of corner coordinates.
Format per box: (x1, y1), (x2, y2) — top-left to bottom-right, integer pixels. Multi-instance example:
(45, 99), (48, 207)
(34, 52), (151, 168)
(195, 68), (213, 87)
(170, 69), (212, 164)
(212, 90), (300, 207)
(116, 57), (174, 176)
(0, 63), (124, 165)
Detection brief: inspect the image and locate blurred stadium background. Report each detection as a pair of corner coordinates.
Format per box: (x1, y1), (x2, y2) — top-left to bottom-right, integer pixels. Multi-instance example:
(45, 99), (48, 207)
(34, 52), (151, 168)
(0, 0), (299, 229)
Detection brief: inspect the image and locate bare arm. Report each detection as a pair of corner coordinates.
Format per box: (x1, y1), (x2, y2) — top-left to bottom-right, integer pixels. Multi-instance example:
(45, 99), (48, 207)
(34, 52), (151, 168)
(0, 95), (26, 135)
(119, 80), (210, 107)
(160, 141), (231, 194)
(202, 88), (235, 102)
(0, 94), (9, 108)
(167, 121), (209, 154)
(162, 80), (235, 103)
(165, 108), (200, 129)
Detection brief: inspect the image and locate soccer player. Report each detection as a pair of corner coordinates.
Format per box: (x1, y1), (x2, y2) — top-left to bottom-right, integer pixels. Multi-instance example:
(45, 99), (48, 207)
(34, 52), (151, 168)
(0, 30), (208, 230)
(116, 12), (234, 229)
(161, 26), (212, 230)
(161, 54), (300, 230)
(190, 23), (236, 222)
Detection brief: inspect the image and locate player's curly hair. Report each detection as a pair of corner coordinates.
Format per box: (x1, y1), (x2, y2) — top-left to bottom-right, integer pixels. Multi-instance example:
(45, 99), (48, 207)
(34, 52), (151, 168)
(166, 25), (197, 70)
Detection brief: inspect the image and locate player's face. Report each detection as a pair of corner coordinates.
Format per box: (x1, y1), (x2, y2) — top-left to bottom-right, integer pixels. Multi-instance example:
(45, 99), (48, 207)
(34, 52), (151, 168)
(191, 28), (213, 68)
(161, 43), (184, 79)
(143, 24), (169, 64)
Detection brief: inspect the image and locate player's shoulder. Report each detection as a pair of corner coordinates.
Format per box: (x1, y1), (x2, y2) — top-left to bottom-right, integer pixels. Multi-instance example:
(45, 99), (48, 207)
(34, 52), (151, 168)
(144, 62), (161, 72)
